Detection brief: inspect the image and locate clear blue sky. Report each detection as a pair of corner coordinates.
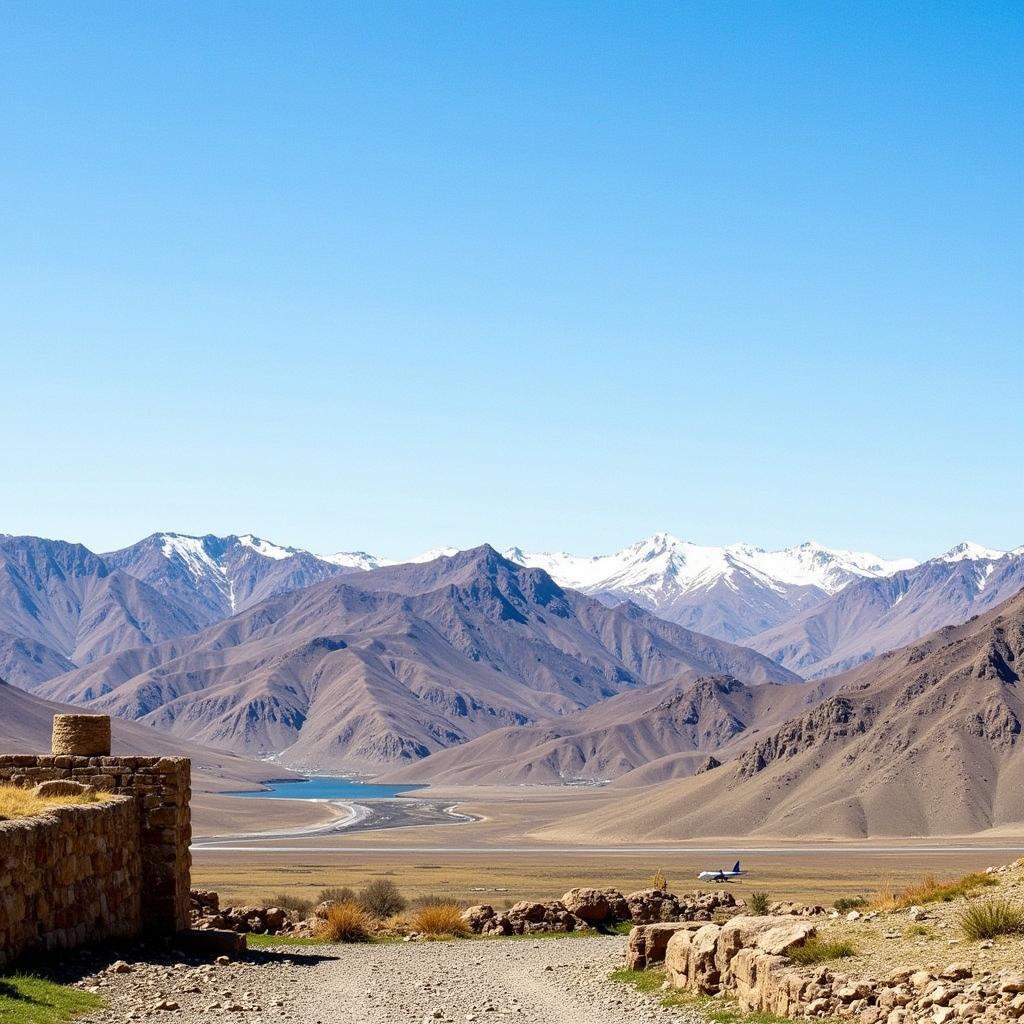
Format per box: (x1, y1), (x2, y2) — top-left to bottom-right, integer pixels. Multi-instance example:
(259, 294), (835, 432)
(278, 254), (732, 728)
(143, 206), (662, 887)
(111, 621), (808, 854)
(1, 1), (1021, 560)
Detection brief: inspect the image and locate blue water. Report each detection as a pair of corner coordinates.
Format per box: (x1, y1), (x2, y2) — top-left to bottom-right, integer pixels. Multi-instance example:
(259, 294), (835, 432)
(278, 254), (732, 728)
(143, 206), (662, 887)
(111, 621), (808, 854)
(226, 777), (426, 800)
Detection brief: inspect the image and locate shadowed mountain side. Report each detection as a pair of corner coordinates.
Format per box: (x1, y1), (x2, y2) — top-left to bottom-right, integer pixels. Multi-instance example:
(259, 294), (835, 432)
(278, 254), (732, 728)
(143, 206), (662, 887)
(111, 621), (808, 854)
(381, 673), (842, 786)
(534, 589), (1024, 840)
(0, 676), (299, 792)
(37, 547), (798, 772)
(749, 552), (1024, 678)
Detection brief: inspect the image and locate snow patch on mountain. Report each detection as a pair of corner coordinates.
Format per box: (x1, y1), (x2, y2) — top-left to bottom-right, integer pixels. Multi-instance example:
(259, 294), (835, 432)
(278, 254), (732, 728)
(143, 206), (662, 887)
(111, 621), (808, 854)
(937, 541), (1008, 563)
(504, 533), (916, 601)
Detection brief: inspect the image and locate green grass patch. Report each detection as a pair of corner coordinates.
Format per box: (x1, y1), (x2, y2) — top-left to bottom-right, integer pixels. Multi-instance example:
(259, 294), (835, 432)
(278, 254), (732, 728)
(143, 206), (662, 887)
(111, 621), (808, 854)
(787, 938), (856, 965)
(0, 975), (103, 1024)
(608, 968), (667, 994)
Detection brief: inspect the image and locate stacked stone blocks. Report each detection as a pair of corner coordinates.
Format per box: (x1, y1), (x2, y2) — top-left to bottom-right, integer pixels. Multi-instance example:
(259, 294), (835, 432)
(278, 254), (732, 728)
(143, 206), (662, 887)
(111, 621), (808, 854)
(0, 714), (193, 968)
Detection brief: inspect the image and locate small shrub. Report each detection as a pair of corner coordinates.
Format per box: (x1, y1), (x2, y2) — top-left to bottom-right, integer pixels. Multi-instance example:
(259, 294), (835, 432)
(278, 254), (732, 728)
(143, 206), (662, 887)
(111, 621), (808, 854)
(318, 886), (356, 905)
(502, 898), (514, 910)
(748, 891), (770, 915)
(411, 903), (469, 937)
(413, 894), (466, 910)
(833, 896), (867, 913)
(269, 893), (313, 918)
(651, 868), (668, 890)
(358, 879), (406, 918)
(787, 938), (856, 965)
(958, 899), (1024, 941)
(315, 901), (372, 942)
(905, 923), (932, 937)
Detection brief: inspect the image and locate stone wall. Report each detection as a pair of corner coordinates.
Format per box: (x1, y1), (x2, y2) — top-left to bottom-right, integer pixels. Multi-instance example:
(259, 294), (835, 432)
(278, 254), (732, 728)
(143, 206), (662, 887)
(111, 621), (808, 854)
(656, 915), (1024, 1022)
(0, 753), (192, 945)
(0, 797), (142, 970)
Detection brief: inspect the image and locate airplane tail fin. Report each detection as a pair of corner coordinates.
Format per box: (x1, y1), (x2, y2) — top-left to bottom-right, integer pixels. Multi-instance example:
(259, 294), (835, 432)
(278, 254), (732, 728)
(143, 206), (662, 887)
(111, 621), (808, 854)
(732, 860), (741, 874)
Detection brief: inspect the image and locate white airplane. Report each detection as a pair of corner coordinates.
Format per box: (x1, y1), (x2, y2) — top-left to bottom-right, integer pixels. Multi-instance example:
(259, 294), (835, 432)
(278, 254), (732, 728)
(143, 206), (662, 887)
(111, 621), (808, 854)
(698, 860), (745, 882)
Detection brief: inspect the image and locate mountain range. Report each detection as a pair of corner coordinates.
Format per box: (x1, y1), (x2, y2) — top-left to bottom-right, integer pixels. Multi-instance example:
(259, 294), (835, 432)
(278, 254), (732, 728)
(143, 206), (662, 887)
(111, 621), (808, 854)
(32, 546), (796, 771)
(2, 529), (1020, 692)
(535, 586), (1024, 839)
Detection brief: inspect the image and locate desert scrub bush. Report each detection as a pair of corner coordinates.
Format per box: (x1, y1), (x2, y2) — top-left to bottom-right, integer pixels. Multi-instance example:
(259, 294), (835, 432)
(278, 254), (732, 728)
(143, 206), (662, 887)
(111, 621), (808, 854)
(787, 937), (856, 965)
(651, 868), (668, 890)
(958, 899), (1024, 941)
(269, 893), (313, 918)
(748, 891), (770, 915)
(905, 923), (932, 938)
(413, 894), (467, 910)
(315, 901), (373, 943)
(833, 896), (867, 913)
(0, 785), (98, 822)
(411, 903), (469, 938)
(318, 886), (356, 905)
(358, 879), (407, 918)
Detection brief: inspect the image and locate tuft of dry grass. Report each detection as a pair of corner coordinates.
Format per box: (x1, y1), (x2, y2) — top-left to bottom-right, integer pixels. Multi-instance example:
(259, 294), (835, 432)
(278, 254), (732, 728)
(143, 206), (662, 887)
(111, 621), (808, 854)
(958, 900), (1024, 941)
(872, 871), (997, 911)
(651, 868), (668, 890)
(787, 938), (856, 965)
(0, 785), (98, 822)
(748, 891), (770, 915)
(411, 903), (469, 938)
(315, 901), (373, 943)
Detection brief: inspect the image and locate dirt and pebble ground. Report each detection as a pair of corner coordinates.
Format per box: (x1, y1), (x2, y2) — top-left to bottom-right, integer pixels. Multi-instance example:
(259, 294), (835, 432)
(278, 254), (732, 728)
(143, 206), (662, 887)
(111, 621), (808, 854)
(64, 934), (704, 1024)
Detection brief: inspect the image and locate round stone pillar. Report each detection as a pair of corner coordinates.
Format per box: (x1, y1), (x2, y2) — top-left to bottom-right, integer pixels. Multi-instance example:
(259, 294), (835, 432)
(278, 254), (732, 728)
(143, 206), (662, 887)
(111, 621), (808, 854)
(51, 714), (112, 756)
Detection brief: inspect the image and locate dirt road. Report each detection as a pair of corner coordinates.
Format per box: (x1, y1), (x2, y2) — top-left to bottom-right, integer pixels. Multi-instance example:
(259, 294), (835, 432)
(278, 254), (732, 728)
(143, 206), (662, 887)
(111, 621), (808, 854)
(78, 934), (703, 1024)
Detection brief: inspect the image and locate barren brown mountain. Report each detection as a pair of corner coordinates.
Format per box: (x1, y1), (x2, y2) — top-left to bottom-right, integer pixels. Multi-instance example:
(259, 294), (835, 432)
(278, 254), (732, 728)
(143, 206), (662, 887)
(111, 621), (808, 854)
(536, 588), (1024, 840)
(382, 673), (842, 786)
(36, 546), (798, 772)
(749, 550), (1024, 678)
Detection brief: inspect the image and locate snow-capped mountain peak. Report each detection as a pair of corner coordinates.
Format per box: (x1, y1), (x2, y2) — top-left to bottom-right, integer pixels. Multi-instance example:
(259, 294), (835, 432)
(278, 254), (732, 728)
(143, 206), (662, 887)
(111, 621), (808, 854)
(936, 541), (1007, 563)
(319, 550), (393, 571)
(502, 534), (919, 642)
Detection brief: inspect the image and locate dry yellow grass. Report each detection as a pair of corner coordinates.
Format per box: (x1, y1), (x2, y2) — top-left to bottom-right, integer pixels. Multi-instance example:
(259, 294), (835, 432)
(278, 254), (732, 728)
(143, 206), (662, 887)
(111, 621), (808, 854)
(315, 901), (373, 942)
(0, 784), (98, 822)
(870, 871), (997, 910)
(411, 903), (470, 938)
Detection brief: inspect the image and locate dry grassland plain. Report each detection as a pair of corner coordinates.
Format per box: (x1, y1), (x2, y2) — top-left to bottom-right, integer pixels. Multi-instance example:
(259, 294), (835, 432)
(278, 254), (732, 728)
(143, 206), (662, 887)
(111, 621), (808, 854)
(190, 786), (1024, 909)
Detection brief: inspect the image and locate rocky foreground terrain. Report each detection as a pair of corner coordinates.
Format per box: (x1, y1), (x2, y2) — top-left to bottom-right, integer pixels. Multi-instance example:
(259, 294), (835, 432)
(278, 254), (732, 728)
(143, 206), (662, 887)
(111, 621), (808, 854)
(66, 934), (696, 1024)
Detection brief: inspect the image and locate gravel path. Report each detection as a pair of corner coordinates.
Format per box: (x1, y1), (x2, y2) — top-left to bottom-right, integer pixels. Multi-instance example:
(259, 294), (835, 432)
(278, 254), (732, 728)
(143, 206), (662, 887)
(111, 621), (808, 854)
(72, 935), (707, 1024)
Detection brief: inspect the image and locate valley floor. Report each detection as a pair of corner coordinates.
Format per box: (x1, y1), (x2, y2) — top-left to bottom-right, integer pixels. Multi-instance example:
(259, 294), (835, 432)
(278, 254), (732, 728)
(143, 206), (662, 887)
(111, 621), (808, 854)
(191, 784), (1024, 908)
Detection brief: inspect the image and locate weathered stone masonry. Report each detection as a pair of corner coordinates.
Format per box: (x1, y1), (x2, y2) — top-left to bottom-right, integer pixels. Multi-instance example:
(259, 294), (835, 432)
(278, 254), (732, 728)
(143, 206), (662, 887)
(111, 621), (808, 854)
(0, 797), (142, 970)
(0, 715), (193, 967)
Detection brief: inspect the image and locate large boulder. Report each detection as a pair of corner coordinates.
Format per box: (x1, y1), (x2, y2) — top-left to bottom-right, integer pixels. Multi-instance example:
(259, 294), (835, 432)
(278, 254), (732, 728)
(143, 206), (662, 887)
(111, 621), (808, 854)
(627, 922), (703, 970)
(32, 779), (96, 798)
(561, 888), (611, 924)
(601, 888), (631, 922)
(665, 915), (817, 996)
(626, 888), (682, 924)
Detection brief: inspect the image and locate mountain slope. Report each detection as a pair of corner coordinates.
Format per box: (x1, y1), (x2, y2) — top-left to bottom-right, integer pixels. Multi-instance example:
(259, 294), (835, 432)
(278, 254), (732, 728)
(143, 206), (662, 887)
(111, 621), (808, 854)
(0, 675), (297, 792)
(505, 534), (916, 642)
(536, 587), (1024, 840)
(103, 532), (351, 623)
(38, 546), (799, 772)
(381, 672), (841, 786)
(749, 546), (1024, 678)
(0, 536), (205, 687)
